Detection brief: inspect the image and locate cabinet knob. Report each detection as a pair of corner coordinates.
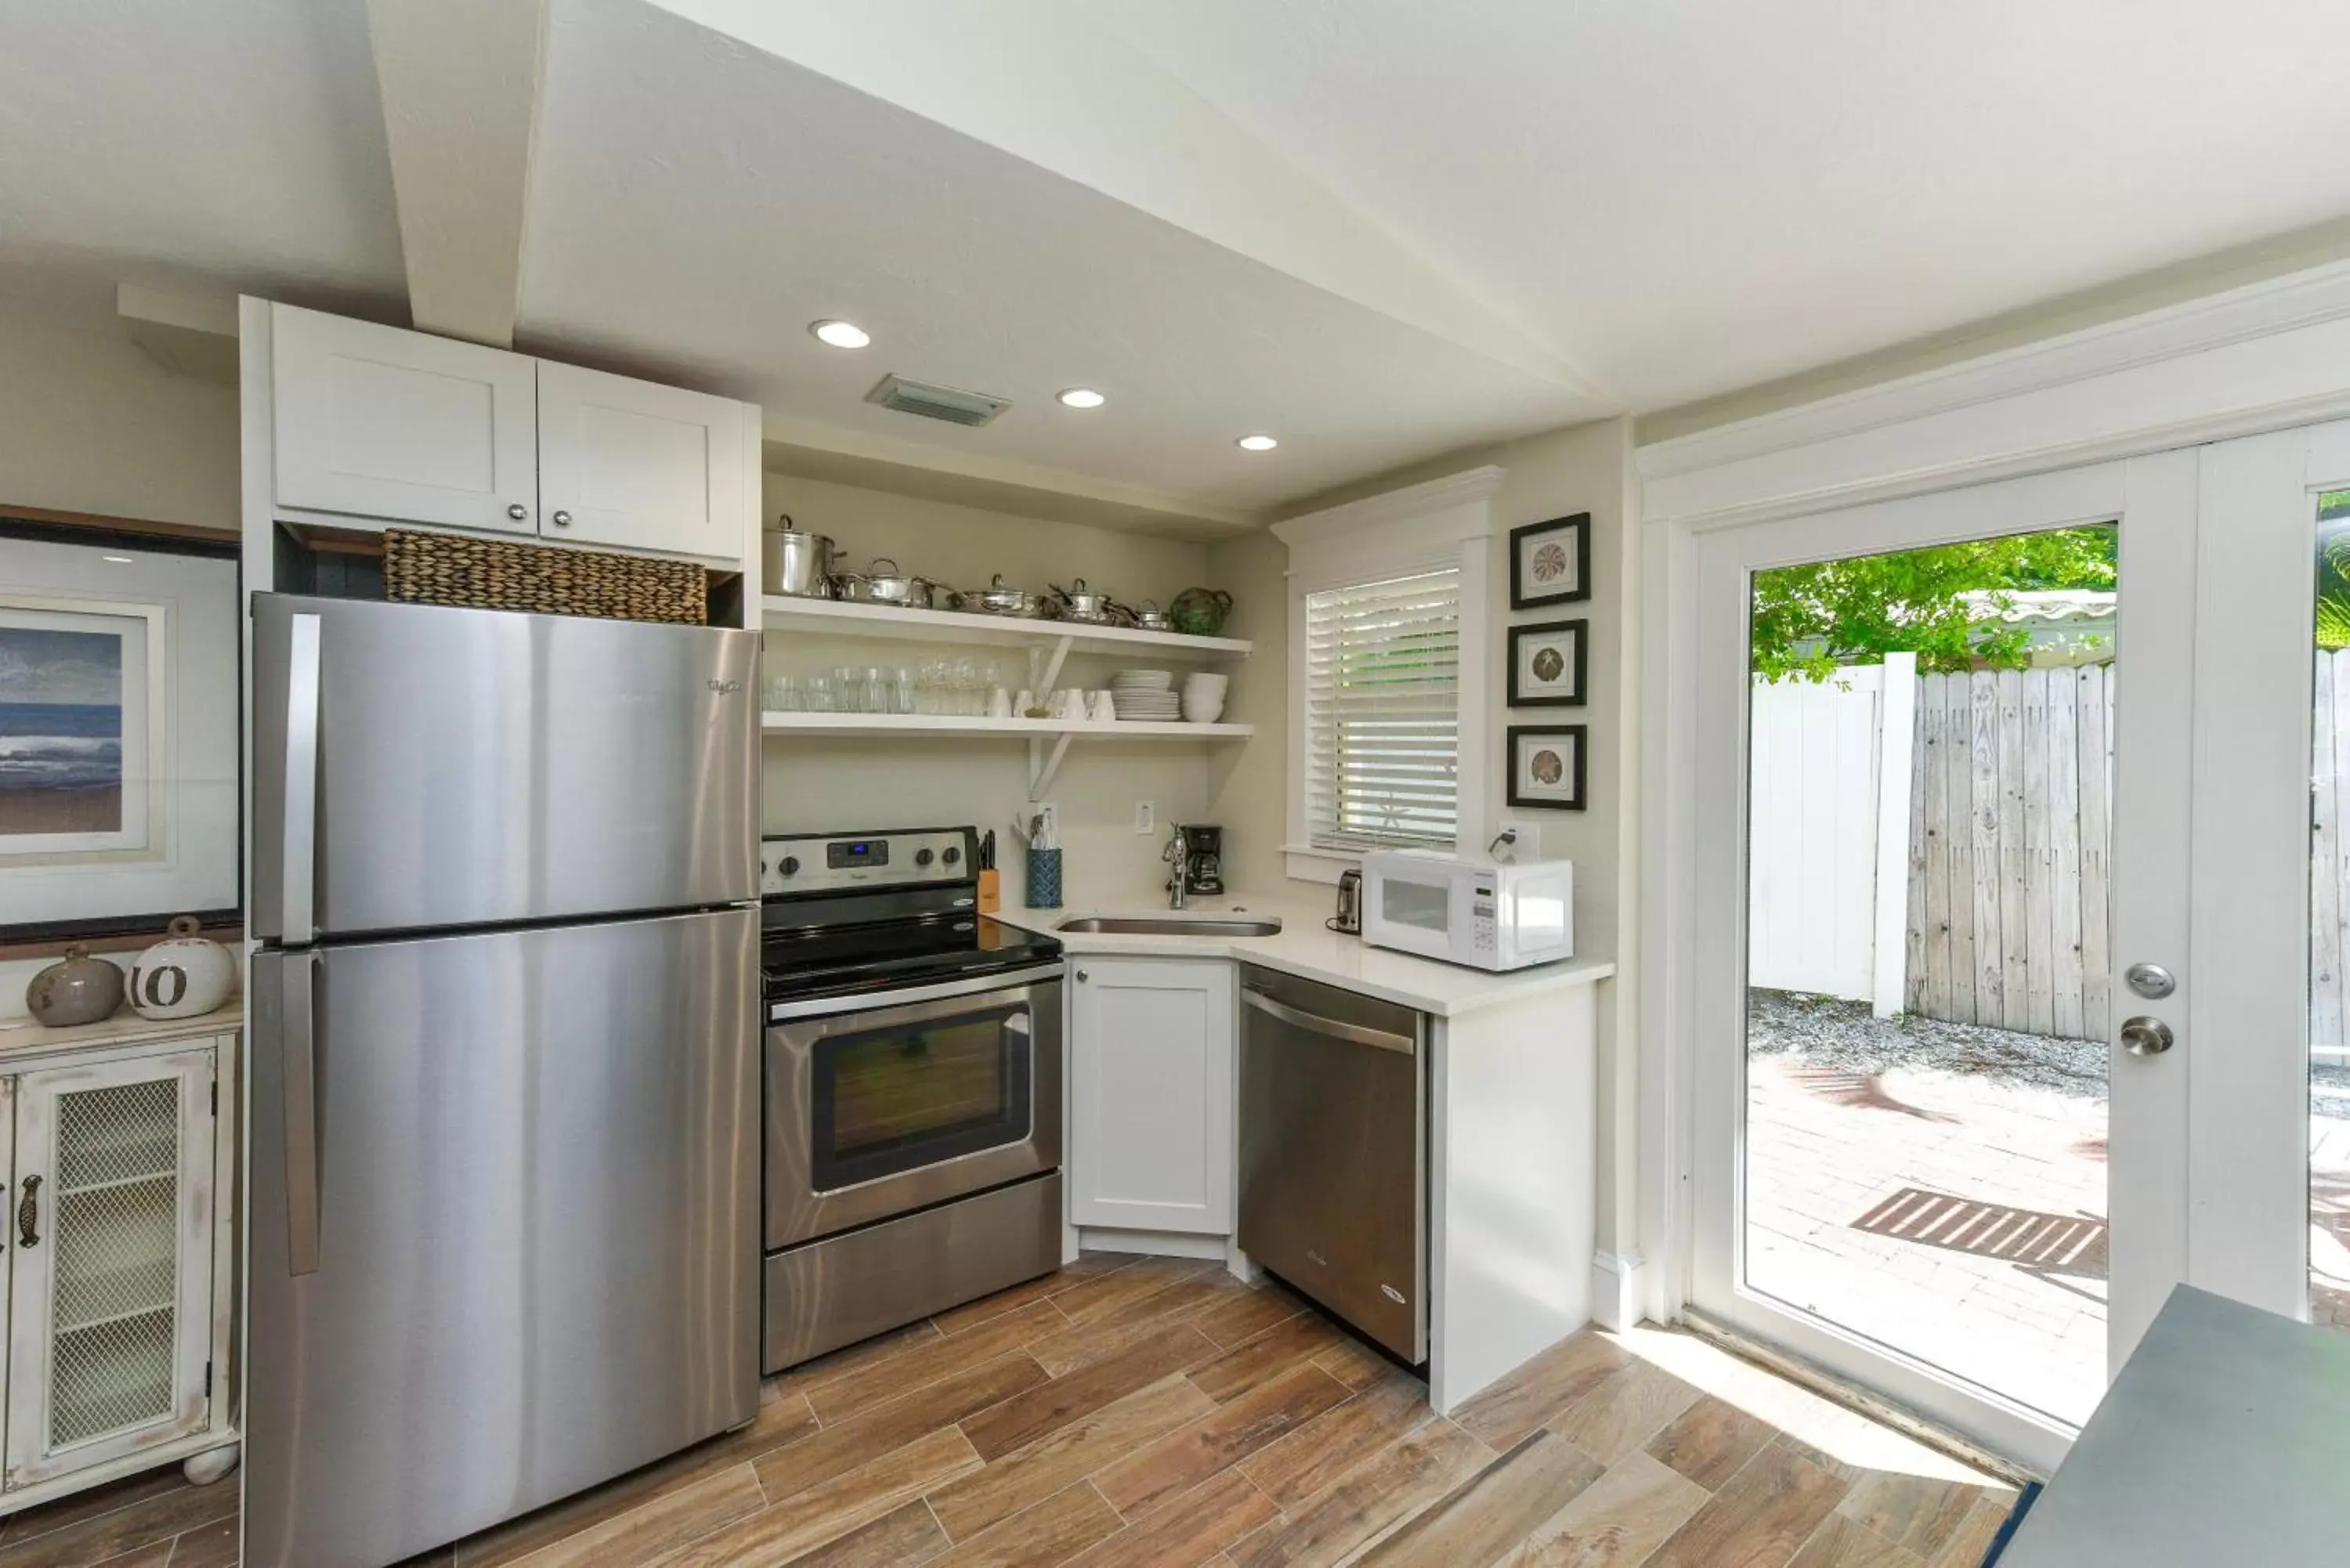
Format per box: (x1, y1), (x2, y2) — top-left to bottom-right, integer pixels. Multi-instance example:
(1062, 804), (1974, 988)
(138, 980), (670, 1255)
(506, 503), (529, 521)
(1076, 970), (1088, 982)
(551, 510), (573, 528)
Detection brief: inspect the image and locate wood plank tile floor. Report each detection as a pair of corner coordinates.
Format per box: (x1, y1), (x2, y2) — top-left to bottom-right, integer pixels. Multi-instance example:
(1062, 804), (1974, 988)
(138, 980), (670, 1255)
(0, 1255), (2022, 1568)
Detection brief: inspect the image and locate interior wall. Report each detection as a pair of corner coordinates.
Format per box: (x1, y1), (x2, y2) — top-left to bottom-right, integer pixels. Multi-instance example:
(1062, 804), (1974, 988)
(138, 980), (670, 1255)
(0, 285), (240, 533)
(1202, 528), (1287, 898)
(0, 286), (243, 1020)
(1266, 417), (1644, 1277)
(760, 473), (1238, 906)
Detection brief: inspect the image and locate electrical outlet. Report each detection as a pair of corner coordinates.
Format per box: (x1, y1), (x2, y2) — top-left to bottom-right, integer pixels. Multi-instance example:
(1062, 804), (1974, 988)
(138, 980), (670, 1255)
(1134, 800), (1155, 835)
(1492, 816), (1541, 862)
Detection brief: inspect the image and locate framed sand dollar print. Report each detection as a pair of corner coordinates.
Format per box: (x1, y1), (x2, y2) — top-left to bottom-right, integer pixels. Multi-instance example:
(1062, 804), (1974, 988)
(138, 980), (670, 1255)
(1509, 512), (1590, 609)
(1506, 724), (1587, 811)
(1507, 618), (1587, 707)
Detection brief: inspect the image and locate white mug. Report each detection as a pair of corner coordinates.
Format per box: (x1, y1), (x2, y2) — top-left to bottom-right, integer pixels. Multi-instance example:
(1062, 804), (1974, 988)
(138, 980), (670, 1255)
(1090, 690), (1118, 723)
(1050, 688), (1082, 719)
(1014, 688), (1037, 717)
(989, 687), (1014, 718)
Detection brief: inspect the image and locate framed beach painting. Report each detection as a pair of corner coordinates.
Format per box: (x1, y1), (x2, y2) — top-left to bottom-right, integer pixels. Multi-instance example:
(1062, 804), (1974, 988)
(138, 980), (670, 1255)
(1506, 723), (1588, 811)
(1507, 618), (1588, 708)
(0, 602), (159, 858)
(0, 529), (239, 940)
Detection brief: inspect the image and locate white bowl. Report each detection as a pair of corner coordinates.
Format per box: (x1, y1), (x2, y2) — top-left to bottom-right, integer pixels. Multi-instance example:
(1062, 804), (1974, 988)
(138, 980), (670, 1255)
(1181, 702), (1226, 724)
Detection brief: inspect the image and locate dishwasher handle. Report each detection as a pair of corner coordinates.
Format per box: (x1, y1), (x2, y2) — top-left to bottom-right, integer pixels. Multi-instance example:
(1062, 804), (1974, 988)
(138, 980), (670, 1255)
(1242, 986), (1416, 1054)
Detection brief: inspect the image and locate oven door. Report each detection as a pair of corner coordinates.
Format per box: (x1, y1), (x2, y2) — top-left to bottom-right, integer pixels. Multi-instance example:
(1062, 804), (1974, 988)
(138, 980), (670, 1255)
(766, 967), (1064, 1249)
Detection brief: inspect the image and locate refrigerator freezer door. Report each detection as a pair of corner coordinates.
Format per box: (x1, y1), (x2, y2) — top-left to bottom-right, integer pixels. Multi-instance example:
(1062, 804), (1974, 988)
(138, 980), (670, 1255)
(251, 594), (759, 941)
(245, 909), (761, 1568)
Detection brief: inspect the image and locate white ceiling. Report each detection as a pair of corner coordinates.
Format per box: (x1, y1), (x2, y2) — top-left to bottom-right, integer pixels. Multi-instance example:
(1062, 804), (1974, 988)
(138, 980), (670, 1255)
(0, 0), (403, 304)
(1086, 0), (2350, 409)
(5, 0), (2350, 521)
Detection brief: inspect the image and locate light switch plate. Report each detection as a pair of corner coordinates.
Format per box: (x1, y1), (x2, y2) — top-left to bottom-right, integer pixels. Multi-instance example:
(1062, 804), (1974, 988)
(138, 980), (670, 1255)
(1134, 800), (1155, 834)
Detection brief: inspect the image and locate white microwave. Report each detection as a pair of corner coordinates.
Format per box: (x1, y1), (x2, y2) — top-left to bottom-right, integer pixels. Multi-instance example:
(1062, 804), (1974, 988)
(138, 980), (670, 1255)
(1358, 849), (1574, 971)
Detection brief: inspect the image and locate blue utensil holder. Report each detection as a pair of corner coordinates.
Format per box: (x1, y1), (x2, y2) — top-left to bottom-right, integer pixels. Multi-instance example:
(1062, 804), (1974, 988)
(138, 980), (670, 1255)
(1027, 847), (1063, 909)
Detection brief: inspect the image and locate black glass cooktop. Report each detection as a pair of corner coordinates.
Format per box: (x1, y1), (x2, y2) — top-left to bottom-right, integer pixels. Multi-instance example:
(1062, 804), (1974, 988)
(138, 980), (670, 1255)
(761, 912), (1062, 1008)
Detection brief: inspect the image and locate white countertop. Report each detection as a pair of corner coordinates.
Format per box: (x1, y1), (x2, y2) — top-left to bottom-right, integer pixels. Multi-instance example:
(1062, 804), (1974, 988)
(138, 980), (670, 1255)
(992, 899), (1614, 1017)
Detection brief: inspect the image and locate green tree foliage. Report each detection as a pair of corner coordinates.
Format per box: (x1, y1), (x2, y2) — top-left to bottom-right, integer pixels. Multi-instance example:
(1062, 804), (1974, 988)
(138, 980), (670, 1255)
(2318, 492), (2350, 650)
(1752, 526), (2117, 682)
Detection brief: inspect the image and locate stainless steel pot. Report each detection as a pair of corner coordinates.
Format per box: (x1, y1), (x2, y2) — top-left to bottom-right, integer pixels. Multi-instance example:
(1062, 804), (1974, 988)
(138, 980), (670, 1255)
(761, 517), (836, 598)
(1051, 578), (1121, 623)
(1133, 599), (1170, 630)
(961, 574), (1046, 618)
(833, 558), (940, 609)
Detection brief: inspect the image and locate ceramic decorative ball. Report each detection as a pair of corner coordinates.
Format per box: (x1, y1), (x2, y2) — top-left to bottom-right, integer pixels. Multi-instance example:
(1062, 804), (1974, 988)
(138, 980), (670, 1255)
(26, 945), (125, 1028)
(127, 916), (236, 1021)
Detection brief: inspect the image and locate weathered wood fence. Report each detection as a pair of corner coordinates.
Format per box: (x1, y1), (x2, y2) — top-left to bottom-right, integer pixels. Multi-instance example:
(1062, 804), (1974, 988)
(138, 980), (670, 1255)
(1903, 667), (2115, 1041)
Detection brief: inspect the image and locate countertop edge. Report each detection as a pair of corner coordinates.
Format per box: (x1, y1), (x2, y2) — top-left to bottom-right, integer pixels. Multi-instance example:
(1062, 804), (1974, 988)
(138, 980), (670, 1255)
(991, 905), (1614, 1017)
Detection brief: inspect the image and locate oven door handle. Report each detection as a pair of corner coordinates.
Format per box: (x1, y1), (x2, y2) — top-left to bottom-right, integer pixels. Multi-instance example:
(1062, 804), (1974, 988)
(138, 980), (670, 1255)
(768, 963), (1065, 1021)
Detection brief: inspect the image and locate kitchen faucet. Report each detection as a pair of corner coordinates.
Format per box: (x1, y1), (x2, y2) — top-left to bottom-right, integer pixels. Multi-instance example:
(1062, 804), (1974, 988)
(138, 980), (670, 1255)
(1164, 826), (1191, 910)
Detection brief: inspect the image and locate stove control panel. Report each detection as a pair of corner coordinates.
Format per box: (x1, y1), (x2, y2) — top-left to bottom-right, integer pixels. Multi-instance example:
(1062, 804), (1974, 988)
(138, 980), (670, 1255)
(761, 829), (974, 896)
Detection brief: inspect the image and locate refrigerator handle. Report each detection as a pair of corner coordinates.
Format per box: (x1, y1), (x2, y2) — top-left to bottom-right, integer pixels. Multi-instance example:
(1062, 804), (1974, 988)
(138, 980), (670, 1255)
(283, 611), (323, 945)
(284, 952), (322, 1276)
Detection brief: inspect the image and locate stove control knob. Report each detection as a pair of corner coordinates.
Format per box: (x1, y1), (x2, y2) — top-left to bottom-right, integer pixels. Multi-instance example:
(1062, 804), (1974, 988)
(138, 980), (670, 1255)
(915, 848), (935, 867)
(779, 856), (800, 876)
(942, 844), (962, 865)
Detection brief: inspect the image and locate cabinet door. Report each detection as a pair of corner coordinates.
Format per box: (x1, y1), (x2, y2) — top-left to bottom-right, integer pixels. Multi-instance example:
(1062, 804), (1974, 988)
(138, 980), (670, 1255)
(4, 1050), (216, 1490)
(271, 303), (540, 533)
(1068, 958), (1234, 1234)
(537, 361), (746, 560)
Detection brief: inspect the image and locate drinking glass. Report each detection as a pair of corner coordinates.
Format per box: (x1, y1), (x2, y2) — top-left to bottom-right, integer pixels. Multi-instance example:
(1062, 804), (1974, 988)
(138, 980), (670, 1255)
(892, 667), (916, 716)
(804, 674), (833, 712)
(862, 667), (887, 714)
(831, 665), (860, 713)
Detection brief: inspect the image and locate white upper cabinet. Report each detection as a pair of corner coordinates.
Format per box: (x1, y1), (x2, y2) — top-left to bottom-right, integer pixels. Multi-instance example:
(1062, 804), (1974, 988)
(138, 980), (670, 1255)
(1068, 957), (1235, 1235)
(270, 304), (539, 534)
(537, 361), (745, 561)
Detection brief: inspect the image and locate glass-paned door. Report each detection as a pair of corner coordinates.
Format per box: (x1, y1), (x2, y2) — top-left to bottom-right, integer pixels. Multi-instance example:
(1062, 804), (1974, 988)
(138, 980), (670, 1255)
(1697, 426), (2346, 1471)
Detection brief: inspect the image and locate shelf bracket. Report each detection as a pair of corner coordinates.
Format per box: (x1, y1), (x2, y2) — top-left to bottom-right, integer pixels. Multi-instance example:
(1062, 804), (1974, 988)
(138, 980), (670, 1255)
(1028, 732), (1074, 801)
(1035, 635), (1073, 699)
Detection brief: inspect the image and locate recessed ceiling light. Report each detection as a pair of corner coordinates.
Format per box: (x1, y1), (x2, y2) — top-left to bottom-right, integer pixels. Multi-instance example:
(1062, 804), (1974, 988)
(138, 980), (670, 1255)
(1235, 434), (1279, 452)
(809, 320), (871, 349)
(100, 554), (135, 564)
(1057, 388), (1106, 410)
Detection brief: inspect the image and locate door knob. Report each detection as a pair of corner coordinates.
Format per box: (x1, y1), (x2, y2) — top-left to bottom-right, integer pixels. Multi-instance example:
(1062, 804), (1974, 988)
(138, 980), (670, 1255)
(505, 503), (529, 521)
(2126, 963), (2177, 1000)
(2120, 1016), (2175, 1057)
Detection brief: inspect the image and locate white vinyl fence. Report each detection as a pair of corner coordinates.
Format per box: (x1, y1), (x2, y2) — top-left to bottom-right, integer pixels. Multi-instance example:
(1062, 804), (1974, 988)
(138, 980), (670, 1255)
(1747, 655), (1914, 1015)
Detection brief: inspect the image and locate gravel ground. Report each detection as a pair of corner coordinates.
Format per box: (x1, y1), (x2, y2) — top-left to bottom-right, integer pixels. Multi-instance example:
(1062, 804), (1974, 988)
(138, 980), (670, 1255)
(1748, 989), (2350, 1117)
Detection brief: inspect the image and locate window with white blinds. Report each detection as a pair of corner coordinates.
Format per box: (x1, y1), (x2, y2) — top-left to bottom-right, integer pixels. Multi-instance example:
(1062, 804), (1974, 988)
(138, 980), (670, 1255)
(1303, 567), (1461, 849)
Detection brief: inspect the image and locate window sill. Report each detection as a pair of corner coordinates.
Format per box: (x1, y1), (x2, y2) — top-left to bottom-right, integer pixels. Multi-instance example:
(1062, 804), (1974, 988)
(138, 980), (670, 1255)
(1281, 844), (1360, 885)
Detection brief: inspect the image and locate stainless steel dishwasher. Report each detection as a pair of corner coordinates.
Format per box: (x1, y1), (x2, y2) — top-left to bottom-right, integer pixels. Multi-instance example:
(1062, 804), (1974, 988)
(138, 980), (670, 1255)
(1236, 966), (1427, 1364)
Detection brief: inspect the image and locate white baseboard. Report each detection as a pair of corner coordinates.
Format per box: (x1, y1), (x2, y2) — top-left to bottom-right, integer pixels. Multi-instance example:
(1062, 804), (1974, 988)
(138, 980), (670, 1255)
(1591, 1250), (1648, 1331)
(1076, 1227), (1228, 1262)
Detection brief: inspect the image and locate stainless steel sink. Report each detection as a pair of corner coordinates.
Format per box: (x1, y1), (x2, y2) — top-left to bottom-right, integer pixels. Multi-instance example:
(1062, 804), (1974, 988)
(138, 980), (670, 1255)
(1056, 916), (1284, 938)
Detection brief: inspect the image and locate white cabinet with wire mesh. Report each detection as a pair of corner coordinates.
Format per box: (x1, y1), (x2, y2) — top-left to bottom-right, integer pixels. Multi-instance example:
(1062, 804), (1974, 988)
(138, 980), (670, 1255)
(0, 1025), (237, 1515)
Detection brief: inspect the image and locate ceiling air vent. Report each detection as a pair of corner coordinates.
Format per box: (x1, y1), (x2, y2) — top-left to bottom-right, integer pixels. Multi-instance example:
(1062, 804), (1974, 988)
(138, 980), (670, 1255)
(864, 374), (1011, 428)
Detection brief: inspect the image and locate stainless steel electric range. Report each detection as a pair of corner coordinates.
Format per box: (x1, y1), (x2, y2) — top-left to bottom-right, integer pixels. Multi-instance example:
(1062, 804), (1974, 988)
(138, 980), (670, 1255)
(760, 826), (1066, 1371)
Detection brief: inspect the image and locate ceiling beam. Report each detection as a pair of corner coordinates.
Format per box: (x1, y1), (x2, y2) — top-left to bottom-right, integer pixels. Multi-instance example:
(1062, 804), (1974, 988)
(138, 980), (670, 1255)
(363, 0), (549, 347)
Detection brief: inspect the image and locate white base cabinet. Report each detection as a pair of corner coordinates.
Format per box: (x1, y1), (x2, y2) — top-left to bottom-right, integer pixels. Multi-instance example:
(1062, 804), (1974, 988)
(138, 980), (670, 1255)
(0, 1024), (238, 1515)
(1067, 958), (1234, 1236)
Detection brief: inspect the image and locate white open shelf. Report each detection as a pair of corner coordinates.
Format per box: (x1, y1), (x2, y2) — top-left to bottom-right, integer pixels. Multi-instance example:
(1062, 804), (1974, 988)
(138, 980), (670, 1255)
(761, 594), (1250, 661)
(761, 711), (1250, 800)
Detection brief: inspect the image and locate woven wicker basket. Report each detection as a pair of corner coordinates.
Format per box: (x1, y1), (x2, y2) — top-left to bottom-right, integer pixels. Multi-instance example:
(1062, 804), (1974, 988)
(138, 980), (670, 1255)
(381, 528), (707, 625)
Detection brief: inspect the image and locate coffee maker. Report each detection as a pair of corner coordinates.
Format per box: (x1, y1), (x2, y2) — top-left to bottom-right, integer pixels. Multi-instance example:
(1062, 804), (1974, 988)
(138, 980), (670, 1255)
(1177, 824), (1224, 897)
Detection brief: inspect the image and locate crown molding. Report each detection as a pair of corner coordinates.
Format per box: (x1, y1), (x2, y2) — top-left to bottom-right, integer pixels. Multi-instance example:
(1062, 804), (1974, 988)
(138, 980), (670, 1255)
(1272, 465), (1506, 549)
(1638, 258), (2350, 526)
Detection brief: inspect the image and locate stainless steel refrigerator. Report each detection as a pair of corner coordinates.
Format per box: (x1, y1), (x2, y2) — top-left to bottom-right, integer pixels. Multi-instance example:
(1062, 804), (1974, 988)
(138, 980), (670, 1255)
(244, 594), (762, 1568)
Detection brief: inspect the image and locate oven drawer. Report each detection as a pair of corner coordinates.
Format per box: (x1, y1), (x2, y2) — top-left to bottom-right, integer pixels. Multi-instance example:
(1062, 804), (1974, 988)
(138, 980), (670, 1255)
(765, 969), (1063, 1249)
(764, 1173), (1062, 1371)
